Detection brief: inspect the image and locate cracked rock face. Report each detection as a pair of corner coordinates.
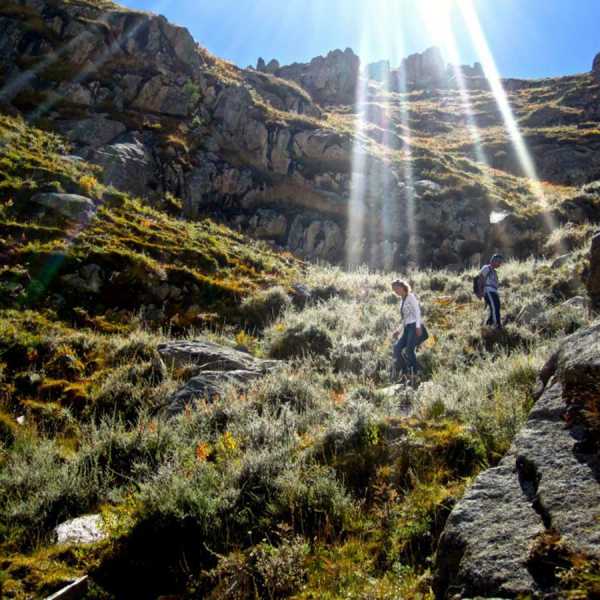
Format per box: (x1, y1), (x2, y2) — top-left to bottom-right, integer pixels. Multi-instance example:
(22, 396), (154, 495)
(260, 48), (360, 105)
(433, 323), (600, 599)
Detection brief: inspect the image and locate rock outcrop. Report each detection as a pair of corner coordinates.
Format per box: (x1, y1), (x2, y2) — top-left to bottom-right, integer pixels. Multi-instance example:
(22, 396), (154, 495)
(434, 323), (600, 599)
(593, 52), (600, 81)
(394, 46), (446, 89)
(366, 50), (485, 91)
(366, 48), (448, 90)
(257, 48), (360, 104)
(587, 232), (600, 311)
(2, 1), (600, 271)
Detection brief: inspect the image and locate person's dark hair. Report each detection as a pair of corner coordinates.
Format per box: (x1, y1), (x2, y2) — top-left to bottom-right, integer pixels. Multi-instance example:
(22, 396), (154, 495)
(490, 254), (504, 263)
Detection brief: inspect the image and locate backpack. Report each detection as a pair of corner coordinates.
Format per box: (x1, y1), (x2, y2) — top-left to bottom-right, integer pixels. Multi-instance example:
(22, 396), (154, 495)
(473, 275), (483, 297)
(473, 267), (490, 298)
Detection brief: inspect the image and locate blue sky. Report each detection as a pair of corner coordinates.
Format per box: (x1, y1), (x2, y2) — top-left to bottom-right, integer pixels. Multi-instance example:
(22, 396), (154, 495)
(119, 0), (599, 79)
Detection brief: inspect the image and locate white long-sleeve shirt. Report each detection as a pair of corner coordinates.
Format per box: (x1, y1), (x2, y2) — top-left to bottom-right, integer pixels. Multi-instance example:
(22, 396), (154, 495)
(401, 292), (421, 328)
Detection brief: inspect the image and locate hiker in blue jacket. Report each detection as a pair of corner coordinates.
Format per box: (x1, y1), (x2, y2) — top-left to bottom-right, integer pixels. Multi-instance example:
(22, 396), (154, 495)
(477, 254), (504, 329)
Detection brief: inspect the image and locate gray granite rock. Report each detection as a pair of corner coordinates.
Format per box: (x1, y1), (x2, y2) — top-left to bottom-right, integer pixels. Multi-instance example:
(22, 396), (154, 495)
(166, 369), (263, 416)
(158, 339), (278, 371)
(434, 323), (600, 599)
(56, 117), (126, 148)
(159, 340), (280, 415)
(91, 138), (154, 199)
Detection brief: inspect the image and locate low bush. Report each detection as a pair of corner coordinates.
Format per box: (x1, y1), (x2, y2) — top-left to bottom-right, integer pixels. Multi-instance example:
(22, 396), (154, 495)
(240, 286), (292, 329)
(0, 436), (97, 549)
(267, 322), (333, 360)
(201, 534), (309, 600)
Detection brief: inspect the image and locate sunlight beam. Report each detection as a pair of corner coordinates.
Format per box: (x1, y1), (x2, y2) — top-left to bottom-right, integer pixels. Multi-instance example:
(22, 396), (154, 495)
(458, 0), (551, 216)
(388, 0), (419, 268)
(421, 0), (489, 168)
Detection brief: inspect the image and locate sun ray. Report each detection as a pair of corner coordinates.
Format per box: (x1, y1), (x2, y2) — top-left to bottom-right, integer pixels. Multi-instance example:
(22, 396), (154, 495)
(458, 0), (559, 241)
(345, 4), (371, 269)
(387, 0), (419, 269)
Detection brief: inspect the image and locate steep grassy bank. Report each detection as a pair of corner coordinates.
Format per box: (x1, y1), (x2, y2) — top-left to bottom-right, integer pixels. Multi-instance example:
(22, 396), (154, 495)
(0, 114), (300, 327)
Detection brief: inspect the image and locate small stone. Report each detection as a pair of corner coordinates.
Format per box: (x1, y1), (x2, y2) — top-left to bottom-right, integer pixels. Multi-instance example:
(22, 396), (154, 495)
(55, 514), (106, 545)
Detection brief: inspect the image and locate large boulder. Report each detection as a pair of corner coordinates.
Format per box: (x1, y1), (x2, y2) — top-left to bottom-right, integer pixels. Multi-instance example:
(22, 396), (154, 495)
(434, 323), (600, 599)
(587, 232), (600, 311)
(31, 193), (96, 223)
(158, 339), (278, 371)
(158, 340), (280, 415)
(166, 370), (262, 416)
(90, 137), (155, 199)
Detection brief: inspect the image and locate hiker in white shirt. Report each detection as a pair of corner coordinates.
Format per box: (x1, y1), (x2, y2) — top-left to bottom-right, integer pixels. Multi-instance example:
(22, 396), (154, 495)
(391, 279), (427, 379)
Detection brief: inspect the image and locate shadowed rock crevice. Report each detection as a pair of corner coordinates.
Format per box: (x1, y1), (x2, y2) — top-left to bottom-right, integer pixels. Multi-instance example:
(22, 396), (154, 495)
(516, 454), (552, 529)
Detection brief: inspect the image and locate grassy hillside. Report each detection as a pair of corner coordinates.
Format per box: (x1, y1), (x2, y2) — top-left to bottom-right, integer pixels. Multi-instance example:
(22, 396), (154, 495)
(0, 114), (300, 324)
(0, 114), (596, 600)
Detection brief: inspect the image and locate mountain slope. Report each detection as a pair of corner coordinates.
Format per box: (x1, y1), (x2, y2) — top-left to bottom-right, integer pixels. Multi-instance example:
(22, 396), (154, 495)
(2, 0), (599, 271)
(1, 2), (600, 598)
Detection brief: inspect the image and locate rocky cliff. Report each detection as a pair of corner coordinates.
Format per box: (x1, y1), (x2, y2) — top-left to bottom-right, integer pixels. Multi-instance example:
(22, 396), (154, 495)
(1, 0), (600, 271)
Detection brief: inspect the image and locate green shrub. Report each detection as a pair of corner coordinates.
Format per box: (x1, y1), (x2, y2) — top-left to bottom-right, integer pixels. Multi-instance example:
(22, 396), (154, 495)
(0, 436), (97, 548)
(76, 418), (176, 494)
(240, 286), (291, 329)
(267, 323), (333, 360)
(270, 463), (356, 539)
(250, 368), (321, 415)
(200, 535), (309, 600)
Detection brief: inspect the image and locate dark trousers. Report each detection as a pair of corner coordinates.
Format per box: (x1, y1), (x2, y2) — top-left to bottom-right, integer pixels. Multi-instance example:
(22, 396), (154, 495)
(393, 322), (420, 375)
(484, 290), (501, 328)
